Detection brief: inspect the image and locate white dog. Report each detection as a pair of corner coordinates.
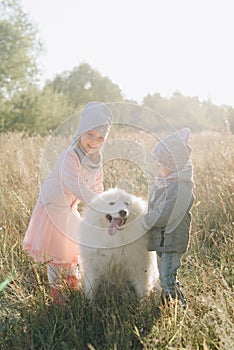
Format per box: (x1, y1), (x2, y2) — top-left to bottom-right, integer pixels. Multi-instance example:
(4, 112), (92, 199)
(78, 188), (160, 299)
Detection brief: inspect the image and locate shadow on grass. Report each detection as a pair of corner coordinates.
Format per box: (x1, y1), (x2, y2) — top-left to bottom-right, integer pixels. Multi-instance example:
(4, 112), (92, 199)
(1, 282), (161, 350)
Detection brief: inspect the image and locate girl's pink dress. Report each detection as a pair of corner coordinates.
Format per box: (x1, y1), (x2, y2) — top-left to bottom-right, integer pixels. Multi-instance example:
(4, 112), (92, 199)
(23, 146), (103, 267)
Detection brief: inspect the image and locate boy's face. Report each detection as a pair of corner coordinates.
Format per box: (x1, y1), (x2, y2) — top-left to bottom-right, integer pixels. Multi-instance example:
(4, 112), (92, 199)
(80, 130), (105, 154)
(154, 160), (173, 177)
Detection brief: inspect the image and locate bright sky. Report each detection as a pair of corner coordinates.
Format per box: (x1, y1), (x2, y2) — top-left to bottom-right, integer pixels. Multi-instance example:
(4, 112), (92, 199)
(21, 0), (234, 107)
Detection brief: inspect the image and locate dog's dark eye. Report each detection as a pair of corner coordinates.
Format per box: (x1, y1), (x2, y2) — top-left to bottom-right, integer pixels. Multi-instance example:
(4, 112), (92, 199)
(124, 202), (129, 206)
(109, 202), (115, 206)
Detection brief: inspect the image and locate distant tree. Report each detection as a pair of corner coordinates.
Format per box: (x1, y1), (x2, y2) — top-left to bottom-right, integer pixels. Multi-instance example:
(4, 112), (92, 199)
(0, 0), (42, 97)
(33, 86), (74, 134)
(47, 62), (123, 107)
(5, 85), (73, 134)
(201, 100), (226, 131)
(223, 105), (234, 134)
(143, 91), (228, 132)
(167, 93), (208, 131)
(143, 93), (163, 110)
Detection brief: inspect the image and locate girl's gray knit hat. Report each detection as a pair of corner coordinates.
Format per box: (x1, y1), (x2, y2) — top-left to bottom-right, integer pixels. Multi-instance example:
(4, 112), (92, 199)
(152, 128), (192, 171)
(75, 102), (112, 139)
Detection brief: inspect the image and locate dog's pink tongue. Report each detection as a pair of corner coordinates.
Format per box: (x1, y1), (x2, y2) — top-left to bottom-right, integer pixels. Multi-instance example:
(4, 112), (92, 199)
(108, 218), (122, 236)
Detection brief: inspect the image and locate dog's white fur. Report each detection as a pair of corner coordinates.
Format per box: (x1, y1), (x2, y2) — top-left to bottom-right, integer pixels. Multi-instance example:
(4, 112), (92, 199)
(78, 188), (160, 299)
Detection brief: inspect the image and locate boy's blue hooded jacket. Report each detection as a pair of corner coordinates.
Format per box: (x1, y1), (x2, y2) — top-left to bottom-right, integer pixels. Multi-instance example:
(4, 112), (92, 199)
(144, 164), (194, 253)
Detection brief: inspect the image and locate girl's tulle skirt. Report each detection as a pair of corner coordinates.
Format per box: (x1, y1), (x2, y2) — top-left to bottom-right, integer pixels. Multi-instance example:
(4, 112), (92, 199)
(23, 198), (81, 267)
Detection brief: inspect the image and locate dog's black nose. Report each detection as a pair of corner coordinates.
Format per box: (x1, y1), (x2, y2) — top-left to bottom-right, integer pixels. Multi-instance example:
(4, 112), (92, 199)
(119, 209), (127, 218)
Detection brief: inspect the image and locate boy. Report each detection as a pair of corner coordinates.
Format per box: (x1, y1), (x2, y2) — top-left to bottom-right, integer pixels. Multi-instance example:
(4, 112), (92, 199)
(143, 128), (194, 308)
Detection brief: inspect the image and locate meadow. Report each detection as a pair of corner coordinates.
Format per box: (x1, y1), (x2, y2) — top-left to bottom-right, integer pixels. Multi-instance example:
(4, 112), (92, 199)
(0, 131), (233, 349)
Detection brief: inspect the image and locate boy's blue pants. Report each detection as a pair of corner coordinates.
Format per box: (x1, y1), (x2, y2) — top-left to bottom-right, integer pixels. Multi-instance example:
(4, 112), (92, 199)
(157, 251), (186, 303)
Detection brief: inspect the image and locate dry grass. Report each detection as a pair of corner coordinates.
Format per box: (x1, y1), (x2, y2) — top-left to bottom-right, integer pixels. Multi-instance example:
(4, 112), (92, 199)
(0, 131), (233, 349)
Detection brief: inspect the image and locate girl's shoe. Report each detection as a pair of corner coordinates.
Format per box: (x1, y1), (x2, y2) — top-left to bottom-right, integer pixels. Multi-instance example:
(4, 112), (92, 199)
(50, 287), (67, 307)
(66, 275), (79, 291)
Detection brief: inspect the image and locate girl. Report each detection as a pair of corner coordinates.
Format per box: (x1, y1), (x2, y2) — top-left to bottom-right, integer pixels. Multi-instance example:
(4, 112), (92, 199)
(23, 102), (112, 305)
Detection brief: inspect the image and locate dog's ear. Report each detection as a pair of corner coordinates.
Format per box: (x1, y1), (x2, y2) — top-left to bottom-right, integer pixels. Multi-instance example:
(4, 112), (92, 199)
(130, 196), (147, 213)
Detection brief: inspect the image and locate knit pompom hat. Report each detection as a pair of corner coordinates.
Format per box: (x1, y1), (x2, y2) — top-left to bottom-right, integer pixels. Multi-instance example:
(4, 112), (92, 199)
(75, 102), (112, 140)
(152, 128), (192, 171)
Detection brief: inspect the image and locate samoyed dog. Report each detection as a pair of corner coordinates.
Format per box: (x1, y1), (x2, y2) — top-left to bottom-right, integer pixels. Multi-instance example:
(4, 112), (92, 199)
(78, 188), (160, 299)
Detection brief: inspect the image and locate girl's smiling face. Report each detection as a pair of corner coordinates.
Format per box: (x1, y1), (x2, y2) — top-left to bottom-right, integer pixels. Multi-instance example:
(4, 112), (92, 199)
(80, 129), (105, 154)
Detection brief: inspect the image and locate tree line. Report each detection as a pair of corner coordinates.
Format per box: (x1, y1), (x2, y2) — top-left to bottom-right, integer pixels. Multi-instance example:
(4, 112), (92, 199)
(0, 0), (233, 135)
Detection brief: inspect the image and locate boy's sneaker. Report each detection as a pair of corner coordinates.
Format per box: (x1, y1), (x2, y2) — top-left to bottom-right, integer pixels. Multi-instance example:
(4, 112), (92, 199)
(161, 293), (187, 309)
(161, 283), (187, 309)
(175, 281), (187, 308)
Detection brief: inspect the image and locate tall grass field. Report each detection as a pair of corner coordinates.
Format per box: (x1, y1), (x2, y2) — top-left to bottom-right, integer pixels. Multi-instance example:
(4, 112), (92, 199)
(0, 131), (233, 349)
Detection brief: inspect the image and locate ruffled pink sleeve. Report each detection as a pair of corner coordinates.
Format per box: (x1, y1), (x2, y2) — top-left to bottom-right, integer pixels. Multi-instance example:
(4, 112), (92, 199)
(90, 167), (104, 194)
(61, 149), (103, 203)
